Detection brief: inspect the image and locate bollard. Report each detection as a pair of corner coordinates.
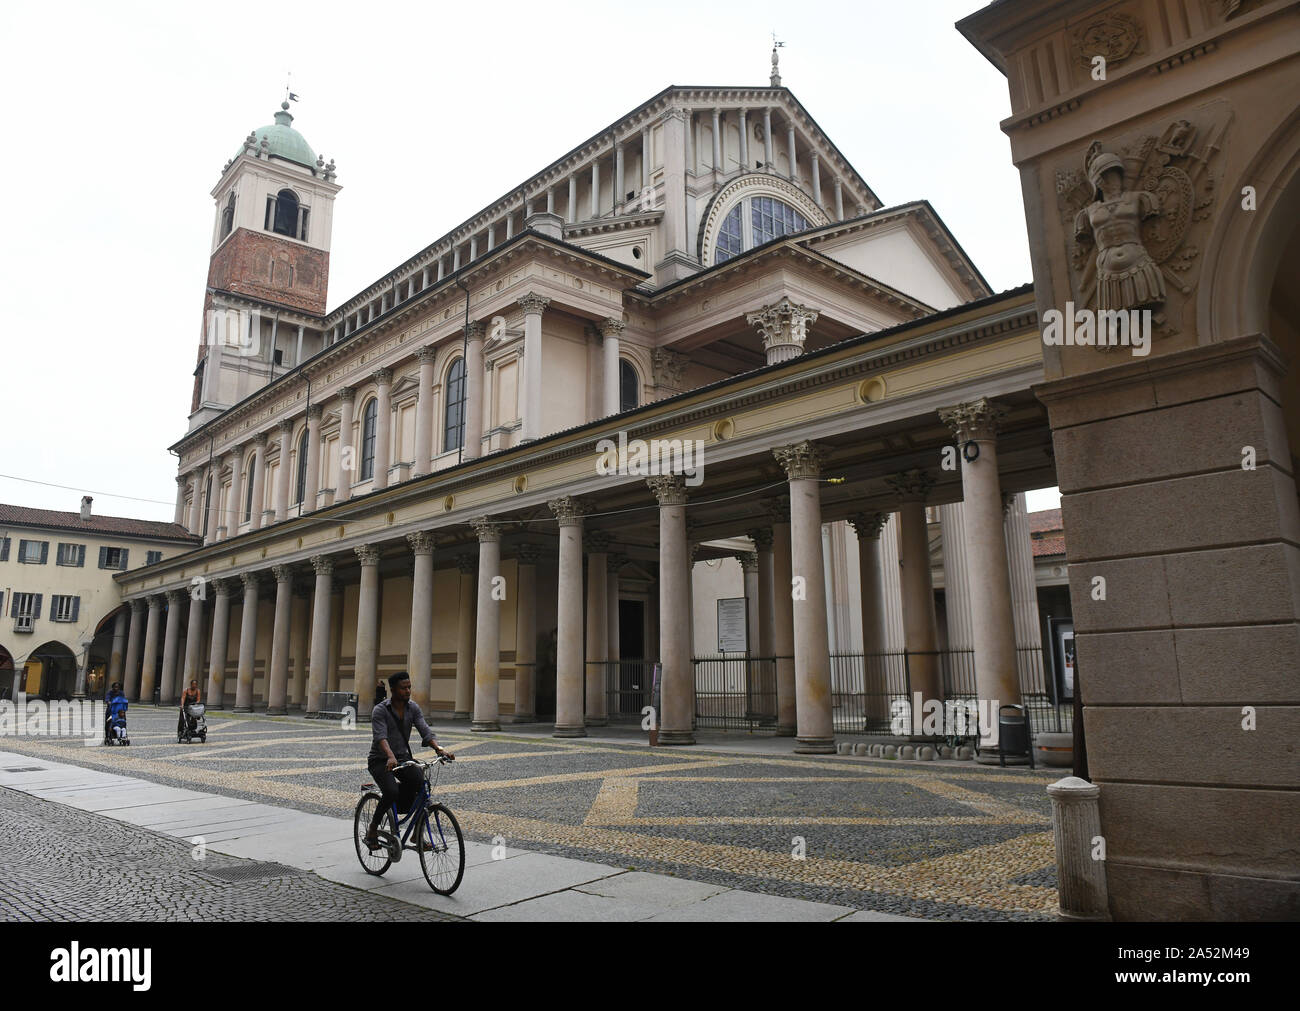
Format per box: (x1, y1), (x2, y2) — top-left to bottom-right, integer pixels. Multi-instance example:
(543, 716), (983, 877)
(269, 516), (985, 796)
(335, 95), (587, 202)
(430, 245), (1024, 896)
(1047, 776), (1110, 921)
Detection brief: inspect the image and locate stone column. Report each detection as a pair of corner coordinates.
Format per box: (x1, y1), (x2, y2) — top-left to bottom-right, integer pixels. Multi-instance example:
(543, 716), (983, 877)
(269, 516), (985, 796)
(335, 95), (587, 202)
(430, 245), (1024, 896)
(737, 550), (761, 718)
(471, 518), (503, 731)
(887, 470), (943, 712)
(683, 109), (694, 173)
(187, 474), (203, 534)
(413, 345), (436, 477)
(549, 495), (588, 738)
(122, 599), (146, 701)
(746, 297), (819, 364)
(204, 467), (222, 543)
(658, 107), (691, 280)
(648, 477), (693, 744)
(738, 108), (749, 168)
(139, 595), (163, 703)
(353, 545), (382, 721)
(107, 607), (128, 688)
(406, 532), (436, 710)
(303, 404), (323, 511)
(607, 553), (624, 688)
(1004, 493), (1044, 651)
(787, 123), (797, 180)
(940, 398), (1021, 756)
(590, 159), (601, 218)
(585, 531), (610, 726)
(464, 323), (485, 461)
(774, 442), (835, 753)
(849, 512), (890, 726)
(765, 499), (797, 735)
(174, 475), (187, 526)
(205, 578), (232, 709)
(600, 317), (625, 417)
(234, 573), (261, 711)
(224, 447), (243, 538)
(274, 418), (293, 521)
(518, 295), (549, 442)
(453, 554), (477, 719)
(372, 368), (393, 489)
(834, 178), (844, 220)
(614, 142), (625, 211)
(337, 387), (356, 502)
(266, 565), (293, 714)
(811, 152), (822, 206)
(158, 590), (186, 705)
(514, 544), (540, 722)
(248, 434), (268, 531)
(306, 556), (334, 716)
(181, 585), (205, 700)
(747, 528), (776, 659)
(762, 107), (773, 169)
(711, 108), (722, 171)
(567, 174), (577, 223)
(939, 503), (976, 655)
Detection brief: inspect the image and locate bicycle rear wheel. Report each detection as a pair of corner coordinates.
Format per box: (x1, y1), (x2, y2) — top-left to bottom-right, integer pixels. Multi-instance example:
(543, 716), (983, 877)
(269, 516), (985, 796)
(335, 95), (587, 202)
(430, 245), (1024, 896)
(417, 803), (464, 895)
(354, 793), (396, 876)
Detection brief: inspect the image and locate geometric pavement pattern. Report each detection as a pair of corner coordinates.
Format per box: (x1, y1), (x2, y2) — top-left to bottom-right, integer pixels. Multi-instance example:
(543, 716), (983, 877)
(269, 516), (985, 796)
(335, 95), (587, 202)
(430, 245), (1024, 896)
(0, 709), (1064, 921)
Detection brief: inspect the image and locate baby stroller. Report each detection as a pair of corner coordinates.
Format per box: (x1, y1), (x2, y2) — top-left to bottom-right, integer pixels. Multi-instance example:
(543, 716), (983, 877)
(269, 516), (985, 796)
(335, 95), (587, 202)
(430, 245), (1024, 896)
(104, 694), (130, 746)
(178, 702), (207, 744)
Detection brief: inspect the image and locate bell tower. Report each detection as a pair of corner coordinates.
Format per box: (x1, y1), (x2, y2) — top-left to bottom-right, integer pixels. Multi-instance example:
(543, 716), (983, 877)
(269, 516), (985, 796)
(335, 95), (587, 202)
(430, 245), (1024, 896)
(190, 101), (341, 427)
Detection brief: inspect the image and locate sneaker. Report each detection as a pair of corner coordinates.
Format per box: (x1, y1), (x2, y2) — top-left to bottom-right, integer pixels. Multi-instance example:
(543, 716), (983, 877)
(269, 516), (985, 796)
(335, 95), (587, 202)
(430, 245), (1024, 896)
(364, 832), (380, 850)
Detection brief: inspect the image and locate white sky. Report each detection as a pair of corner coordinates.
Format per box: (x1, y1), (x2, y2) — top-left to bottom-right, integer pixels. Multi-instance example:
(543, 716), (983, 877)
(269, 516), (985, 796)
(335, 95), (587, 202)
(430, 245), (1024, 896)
(0, 0), (1058, 522)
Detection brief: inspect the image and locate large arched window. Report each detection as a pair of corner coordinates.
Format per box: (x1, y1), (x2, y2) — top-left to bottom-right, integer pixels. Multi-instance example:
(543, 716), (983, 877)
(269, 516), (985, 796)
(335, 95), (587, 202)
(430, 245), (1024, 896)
(220, 191), (236, 239)
(269, 188), (300, 238)
(360, 399), (378, 480)
(713, 195), (811, 265)
(443, 358), (466, 453)
(619, 359), (639, 413)
(294, 430), (309, 505)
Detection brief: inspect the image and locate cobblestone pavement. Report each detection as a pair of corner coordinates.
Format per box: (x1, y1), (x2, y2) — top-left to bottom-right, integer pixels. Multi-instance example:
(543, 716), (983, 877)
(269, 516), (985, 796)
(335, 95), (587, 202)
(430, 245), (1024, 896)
(0, 708), (1064, 921)
(0, 785), (462, 922)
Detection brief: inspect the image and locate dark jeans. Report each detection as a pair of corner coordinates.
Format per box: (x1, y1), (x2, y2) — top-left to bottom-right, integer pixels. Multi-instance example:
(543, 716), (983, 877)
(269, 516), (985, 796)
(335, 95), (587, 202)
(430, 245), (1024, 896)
(367, 759), (422, 836)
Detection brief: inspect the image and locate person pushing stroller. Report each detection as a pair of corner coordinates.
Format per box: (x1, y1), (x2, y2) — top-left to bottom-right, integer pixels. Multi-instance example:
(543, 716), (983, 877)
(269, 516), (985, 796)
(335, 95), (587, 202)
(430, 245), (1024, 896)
(178, 679), (207, 743)
(104, 683), (129, 745)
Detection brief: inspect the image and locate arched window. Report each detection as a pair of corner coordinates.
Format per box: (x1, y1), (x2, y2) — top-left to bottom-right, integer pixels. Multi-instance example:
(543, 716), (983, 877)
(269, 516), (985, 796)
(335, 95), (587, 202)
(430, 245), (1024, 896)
(271, 189), (299, 237)
(294, 430), (309, 505)
(243, 462), (254, 523)
(201, 477), (212, 537)
(360, 399), (378, 480)
(713, 195), (811, 265)
(220, 191), (236, 239)
(443, 358), (466, 453)
(619, 359), (639, 413)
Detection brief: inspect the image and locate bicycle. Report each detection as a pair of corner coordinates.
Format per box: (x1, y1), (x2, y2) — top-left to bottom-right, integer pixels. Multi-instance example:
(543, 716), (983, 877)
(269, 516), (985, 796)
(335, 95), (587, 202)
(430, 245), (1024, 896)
(353, 754), (464, 895)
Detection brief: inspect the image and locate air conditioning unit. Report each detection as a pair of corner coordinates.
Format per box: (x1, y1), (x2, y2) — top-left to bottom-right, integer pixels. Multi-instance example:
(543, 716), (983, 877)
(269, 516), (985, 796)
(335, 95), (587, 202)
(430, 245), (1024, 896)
(15, 614), (34, 633)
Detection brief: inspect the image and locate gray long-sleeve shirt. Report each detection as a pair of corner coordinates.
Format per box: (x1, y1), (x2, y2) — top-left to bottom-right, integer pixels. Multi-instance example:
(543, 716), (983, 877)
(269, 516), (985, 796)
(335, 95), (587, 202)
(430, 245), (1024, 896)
(368, 698), (437, 766)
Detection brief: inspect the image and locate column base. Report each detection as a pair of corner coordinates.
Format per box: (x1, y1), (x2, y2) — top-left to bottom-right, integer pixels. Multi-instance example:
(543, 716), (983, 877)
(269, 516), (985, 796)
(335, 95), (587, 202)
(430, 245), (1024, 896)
(975, 748), (1030, 767)
(552, 724), (587, 738)
(470, 720), (501, 732)
(512, 713), (536, 723)
(658, 730), (696, 746)
(775, 725), (796, 737)
(585, 717), (608, 727)
(794, 737), (836, 754)
(452, 710), (471, 720)
(265, 706), (287, 716)
(233, 706), (252, 713)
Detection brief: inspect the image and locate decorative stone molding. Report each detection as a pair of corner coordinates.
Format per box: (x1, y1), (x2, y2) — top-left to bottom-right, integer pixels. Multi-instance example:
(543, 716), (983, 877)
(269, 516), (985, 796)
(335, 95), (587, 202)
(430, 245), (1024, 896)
(1071, 9), (1144, 69)
(354, 544), (381, 566)
(372, 367), (393, 386)
(166, 588), (188, 604)
(210, 577), (233, 597)
(306, 403), (324, 421)
(747, 297), (819, 364)
(584, 531), (612, 554)
(773, 440), (824, 480)
(647, 474), (688, 506)
(416, 344), (437, 364)
(548, 495), (588, 527)
(237, 573), (260, 591)
(599, 317), (626, 339)
(747, 527), (774, 551)
(939, 397), (1006, 443)
(455, 553), (477, 574)
(697, 172), (830, 265)
(885, 469), (935, 501)
(465, 321), (486, 341)
(278, 418), (294, 435)
(516, 543), (542, 566)
(310, 555), (334, 576)
(406, 531), (436, 554)
(848, 511), (887, 540)
(471, 517), (502, 542)
(736, 551), (759, 573)
(518, 293), (551, 316)
(338, 385), (356, 405)
(651, 348), (689, 392)
(271, 565), (293, 583)
(253, 432), (269, 447)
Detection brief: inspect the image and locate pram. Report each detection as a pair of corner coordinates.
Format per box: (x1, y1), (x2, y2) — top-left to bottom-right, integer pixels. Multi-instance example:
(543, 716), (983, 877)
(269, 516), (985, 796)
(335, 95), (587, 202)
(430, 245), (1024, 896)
(104, 695), (130, 746)
(178, 702), (208, 744)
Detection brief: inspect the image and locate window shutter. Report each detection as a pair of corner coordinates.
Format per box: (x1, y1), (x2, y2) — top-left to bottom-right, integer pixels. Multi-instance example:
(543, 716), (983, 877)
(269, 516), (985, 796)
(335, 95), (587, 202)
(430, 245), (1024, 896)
(8, 593), (15, 618)
(77, 544), (86, 566)
(98, 546), (108, 569)
(71, 597), (80, 623)
(0, 538), (7, 561)
(33, 594), (42, 619)
(119, 548), (129, 571)
(56, 543), (64, 565)
(39, 541), (48, 564)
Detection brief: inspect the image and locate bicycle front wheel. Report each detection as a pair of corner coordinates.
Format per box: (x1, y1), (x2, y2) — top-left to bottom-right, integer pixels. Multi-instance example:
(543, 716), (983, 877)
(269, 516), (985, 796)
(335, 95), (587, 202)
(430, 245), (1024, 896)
(417, 803), (464, 895)
(354, 793), (395, 876)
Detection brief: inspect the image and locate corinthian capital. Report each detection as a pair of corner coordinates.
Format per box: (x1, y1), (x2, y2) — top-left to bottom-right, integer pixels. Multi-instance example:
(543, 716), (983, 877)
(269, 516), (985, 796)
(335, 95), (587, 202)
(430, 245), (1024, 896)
(548, 495), (588, 527)
(746, 296), (818, 363)
(372, 367), (393, 386)
(465, 320), (486, 342)
(938, 397), (1006, 444)
(773, 441), (824, 480)
(518, 293), (551, 316)
(647, 475), (688, 506)
(354, 544), (381, 566)
(516, 543), (543, 566)
(885, 469), (935, 502)
(584, 530), (612, 554)
(848, 511), (887, 540)
(471, 516), (502, 543)
(311, 555), (335, 577)
(599, 317), (626, 339)
(406, 531), (436, 554)
(651, 348), (689, 390)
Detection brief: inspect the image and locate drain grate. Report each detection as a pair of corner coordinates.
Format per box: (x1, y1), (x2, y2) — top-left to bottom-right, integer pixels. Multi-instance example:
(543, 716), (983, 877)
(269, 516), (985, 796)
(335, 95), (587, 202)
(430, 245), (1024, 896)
(198, 862), (308, 883)
(2, 766), (47, 773)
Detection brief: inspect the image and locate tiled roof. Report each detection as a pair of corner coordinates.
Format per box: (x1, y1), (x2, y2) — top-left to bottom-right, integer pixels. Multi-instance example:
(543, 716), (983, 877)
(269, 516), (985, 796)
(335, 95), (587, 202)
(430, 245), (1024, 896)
(1032, 534), (1066, 558)
(1029, 508), (1062, 534)
(0, 504), (199, 543)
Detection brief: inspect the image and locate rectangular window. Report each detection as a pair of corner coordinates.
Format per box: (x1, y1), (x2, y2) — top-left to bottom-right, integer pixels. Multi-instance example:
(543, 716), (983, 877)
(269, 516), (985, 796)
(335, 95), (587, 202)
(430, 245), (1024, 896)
(146, 550), (163, 565)
(98, 546), (128, 570)
(56, 543), (85, 567)
(18, 539), (48, 564)
(11, 592), (40, 629)
(51, 595), (79, 623)
(0, 537), (9, 562)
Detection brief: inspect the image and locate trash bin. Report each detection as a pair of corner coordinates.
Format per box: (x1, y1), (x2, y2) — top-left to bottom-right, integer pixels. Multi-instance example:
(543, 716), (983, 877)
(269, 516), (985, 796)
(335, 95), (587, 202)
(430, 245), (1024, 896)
(998, 704), (1035, 768)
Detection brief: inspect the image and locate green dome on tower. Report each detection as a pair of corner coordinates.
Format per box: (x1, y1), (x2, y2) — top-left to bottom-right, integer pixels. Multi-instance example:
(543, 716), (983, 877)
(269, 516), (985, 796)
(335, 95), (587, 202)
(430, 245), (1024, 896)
(236, 102), (318, 169)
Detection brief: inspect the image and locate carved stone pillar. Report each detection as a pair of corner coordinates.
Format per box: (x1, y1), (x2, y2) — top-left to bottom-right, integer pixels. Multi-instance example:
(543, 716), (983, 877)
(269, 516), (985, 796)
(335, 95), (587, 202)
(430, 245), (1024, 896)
(139, 595), (163, 704)
(372, 368), (393, 489)
(352, 544), (382, 721)
(274, 418), (293, 521)
(585, 530), (610, 726)
(549, 495), (588, 737)
(414, 345), (437, 476)
(464, 323), (485, 461)
(518, 295), (550, 442)
(774, 442), (835, 753)
(887, 469), (943, 713)
(454, 553), (477, 718)
(223, 447), (243, 538)
(849, 512), (890, 728)
(248, 433), (268, 531)
(600, 317), (625, 418)
(181, 585), (205, 702)
(304, 403), (323, 511)
(470, 518), (503, 732)
(607, 552), (625, 696)
(159, 590), (185, 706)
(337, 386), (356, 502)
(108, 607), (129, 689)
(407, 532), (436, 710)
(513, 543), (541, 722)
(764, 499), (797, 735)
(649, 476), (694, 745)
(747, 297), (819, 365)
(122, 599), (146, 702)
(306, 556), (334, 716)
(266, 565), (293, 714)
(235, 573), (261, 712)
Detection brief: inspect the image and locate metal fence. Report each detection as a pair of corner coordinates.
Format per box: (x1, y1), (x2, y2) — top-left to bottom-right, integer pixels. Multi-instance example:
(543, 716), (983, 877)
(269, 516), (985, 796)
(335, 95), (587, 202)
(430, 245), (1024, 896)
(830, 651), (910, 733)
(604, 659), (658, 722)
(692, 654), (778, 729)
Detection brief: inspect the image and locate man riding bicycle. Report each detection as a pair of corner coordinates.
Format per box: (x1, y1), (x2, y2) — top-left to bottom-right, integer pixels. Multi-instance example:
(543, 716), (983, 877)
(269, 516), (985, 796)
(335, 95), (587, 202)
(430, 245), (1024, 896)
(365, 671), (453, 849)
